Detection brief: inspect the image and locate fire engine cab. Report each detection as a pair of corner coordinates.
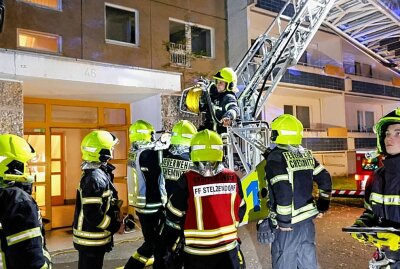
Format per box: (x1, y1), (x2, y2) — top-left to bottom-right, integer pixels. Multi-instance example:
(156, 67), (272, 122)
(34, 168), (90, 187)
(355, 150), (382, 190)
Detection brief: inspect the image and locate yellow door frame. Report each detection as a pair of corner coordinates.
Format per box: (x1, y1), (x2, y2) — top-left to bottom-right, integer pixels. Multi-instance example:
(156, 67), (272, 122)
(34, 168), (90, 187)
(24, 97), (131, 229)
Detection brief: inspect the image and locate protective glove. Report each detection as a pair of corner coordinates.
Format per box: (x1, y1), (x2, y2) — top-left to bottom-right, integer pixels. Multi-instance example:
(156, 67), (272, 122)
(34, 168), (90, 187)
(256, 218), (276, 245)
(369, 233), (400, 251)
(350, 220), (368, 243)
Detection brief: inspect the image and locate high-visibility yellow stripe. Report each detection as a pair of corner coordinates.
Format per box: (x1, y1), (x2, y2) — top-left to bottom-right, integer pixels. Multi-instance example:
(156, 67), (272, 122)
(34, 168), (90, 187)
(184, 224), (237, 237)
(166, 219), (181, 230)
(0, 250), (6, 269)
(73, 236), (111, 246)
(277, 204), (292, 215)
(73, 228), (111, 238)
(370, 193), (400, 205)
(97, 215), (111, 230)
(102, 190), (113, 197)
(292, 203), (315, 216)
(270, 175), (289, 185)
(185, 232), (237, 245)
(230, 191), (236, 225)
(291, 208), (319, 224)
(313, 164), (324, 175)
(132, 251), (150, 264)
(167, 201), (185, 217)
(135, 208), (159, 214)
(194, 196), (203, 230)
(6, 227), (42, 246)
(82, 197), (102, 204)
(184, 240), (237, 256)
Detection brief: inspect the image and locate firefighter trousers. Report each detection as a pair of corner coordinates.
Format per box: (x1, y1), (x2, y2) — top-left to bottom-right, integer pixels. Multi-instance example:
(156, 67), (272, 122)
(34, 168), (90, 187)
(124, 210), (163, 269)
(183, 245), (240, 269)
(271, 219), (317, 269)
(78, 250), (105, 269)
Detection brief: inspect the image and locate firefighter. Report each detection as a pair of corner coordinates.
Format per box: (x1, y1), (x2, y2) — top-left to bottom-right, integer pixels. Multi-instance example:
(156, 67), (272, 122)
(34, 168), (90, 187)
(351, 108), (400, 267)
(123, 120), (166, 269)
(72, 130), (123, 269)
(262, 114), (332, 269)
(199, 67), (240, 134)
(0, 134), (52, 269)
(162, 120), (197, 196)
(154, 129), (246, 269)
(156, 120), (197, 269)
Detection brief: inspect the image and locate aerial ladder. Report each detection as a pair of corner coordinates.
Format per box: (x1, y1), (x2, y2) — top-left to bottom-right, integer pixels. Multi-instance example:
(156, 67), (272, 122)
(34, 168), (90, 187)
(180, 0), (336, 223)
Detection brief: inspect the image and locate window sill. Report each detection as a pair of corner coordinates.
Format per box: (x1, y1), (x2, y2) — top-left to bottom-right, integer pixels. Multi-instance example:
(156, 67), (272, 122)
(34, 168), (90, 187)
(105, 39), (139, 48)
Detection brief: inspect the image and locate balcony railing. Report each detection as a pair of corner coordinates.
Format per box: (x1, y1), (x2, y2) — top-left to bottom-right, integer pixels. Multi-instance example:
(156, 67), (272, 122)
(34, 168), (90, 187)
(169, 42), (190, 67)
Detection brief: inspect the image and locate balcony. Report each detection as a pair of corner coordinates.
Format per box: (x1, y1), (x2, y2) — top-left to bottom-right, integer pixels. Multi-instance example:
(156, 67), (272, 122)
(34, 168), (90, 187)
(169, 42), (190, 68)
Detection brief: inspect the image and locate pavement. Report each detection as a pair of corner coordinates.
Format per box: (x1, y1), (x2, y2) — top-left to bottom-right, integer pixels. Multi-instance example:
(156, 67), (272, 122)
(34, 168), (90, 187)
(48, 224), (270, 269)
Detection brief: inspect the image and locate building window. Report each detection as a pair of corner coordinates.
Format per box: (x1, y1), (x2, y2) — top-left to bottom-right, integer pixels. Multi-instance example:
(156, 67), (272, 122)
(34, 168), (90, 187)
(17, 29), (61, 53)
(284, 105), (310, 129)
(357, 110), (374, 132)
(169, 19), (214, 66)
(105, 4), (138, 46)
(20, 0), (61, 10)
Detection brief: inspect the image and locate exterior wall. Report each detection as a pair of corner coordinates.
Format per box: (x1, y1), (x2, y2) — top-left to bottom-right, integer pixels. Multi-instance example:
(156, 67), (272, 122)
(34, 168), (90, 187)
(226, 0), (249, 67)
(0, 79), (23, 136)
(320, 94), (346, 127)
(0, 0), (82, 58)
(148, 0), (227, 88)
(160, 95), (202, 131)
(345, 101), (383, 131)
(0, 0), (227, 89)
(264, 89), (322, 124)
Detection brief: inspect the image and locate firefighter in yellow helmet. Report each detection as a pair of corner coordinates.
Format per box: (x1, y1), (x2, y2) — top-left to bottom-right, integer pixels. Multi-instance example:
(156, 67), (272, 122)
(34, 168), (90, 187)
(154, 129), (246, 269)
(259, 114), (331, 269)
(0, 134), (52, 269)
(72, 130), (123, 269)
(124, 120), (166, 269)
(350, 108), (400, 268)
(199, 67), (240, 134)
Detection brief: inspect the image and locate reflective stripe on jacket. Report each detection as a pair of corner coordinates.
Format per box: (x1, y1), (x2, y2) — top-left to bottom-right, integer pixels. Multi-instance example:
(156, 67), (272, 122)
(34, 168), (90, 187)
(0, 186), (52, 268)
(265, 147), (332, 228)
(163, 168), (244, 256)
(128, 148), (166, 214)
(72, 163), (120, 252)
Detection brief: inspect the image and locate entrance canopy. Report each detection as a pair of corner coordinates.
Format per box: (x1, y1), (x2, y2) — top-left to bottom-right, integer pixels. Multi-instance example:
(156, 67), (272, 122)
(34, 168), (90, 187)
(0, 49), (181, 103)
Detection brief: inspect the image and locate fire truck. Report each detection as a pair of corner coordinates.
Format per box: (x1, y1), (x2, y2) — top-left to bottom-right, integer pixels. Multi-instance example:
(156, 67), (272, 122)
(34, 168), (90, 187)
(354, 150), (382, 190)
(179, 0), (398, 221)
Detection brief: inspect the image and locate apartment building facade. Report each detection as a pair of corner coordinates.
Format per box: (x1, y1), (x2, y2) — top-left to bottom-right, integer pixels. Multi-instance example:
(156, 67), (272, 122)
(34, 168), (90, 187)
(0, 0), (230, 229)
(249, 0), (400, 176)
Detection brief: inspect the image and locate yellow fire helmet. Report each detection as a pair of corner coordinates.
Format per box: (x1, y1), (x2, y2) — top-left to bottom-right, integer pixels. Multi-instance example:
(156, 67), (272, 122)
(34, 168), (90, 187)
(171, 120), (198, 146)
(0, 134), (36, 184)
(271, 114), (303, 145)
(213, 67), (238, 92)
(81, 130), (119, 162)
(190, 129), (224, 162)
(129, 120), (155, 143)
(374, 107), (400, 154)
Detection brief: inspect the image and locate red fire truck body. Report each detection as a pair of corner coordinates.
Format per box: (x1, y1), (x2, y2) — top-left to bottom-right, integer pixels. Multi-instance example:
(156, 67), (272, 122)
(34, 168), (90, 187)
(355, 150), (383, 190)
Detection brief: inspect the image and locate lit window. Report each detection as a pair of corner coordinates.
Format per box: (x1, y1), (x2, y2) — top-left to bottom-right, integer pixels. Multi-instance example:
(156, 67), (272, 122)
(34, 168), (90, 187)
(105, 4), (138, 46)
(17, 29), (62, 53)
(169, 19), (214, 67)
(20, 0), (61, 10)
